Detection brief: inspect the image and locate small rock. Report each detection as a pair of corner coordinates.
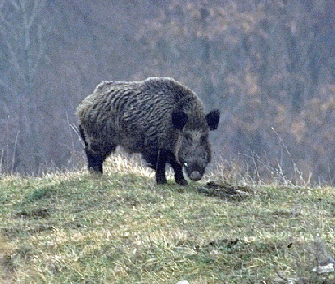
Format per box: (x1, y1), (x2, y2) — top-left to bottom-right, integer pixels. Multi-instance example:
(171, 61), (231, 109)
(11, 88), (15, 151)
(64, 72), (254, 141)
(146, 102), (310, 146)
(176, 281), (190, 284)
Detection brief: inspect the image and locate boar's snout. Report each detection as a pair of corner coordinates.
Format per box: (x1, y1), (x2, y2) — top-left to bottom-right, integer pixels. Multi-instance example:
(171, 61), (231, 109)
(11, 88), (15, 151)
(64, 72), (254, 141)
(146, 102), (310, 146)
(189, 171), (202, 181)
(184, 161), (206, 181)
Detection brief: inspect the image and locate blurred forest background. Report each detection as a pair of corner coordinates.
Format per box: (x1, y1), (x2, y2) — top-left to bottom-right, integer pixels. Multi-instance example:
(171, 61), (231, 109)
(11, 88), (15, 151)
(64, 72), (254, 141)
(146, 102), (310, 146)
(1, 0), (335, 185)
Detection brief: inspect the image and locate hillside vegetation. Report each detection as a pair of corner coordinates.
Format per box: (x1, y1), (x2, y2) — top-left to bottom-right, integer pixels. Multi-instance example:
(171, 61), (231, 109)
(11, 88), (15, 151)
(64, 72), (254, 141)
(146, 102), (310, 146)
(1, 155), (335, 283)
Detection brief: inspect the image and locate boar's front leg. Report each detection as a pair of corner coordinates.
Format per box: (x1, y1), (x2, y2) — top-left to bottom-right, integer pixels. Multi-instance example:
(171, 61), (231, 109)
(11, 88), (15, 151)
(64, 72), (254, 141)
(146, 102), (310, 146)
(145, 149), (187, 185)
(155, 150), (168, 185)
(172, 162), (188, 186)
(165, 151), (188, 186)
(143, 150), (167, 184)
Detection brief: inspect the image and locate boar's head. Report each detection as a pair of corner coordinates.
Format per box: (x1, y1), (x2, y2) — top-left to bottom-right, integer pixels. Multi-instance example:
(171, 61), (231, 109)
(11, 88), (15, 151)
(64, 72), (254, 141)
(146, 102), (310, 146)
(172, 109), (220, 181)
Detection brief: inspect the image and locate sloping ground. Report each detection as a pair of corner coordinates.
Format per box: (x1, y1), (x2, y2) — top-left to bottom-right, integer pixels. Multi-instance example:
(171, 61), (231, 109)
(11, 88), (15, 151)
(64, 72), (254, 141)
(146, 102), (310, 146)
(1, 157), (335, 283)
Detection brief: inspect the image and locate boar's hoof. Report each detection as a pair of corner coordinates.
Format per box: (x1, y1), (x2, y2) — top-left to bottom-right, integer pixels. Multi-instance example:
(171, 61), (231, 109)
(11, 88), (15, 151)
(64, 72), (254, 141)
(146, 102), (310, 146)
(189, 172), (202, 181)
(156, 177), (168, 185)
(176, 178), (188, 186)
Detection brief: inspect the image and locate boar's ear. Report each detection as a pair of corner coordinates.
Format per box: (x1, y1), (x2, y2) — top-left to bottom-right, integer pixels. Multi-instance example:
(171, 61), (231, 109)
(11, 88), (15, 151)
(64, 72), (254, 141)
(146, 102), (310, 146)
(206, 109), (220, 130)
(172, 109), (188, 130)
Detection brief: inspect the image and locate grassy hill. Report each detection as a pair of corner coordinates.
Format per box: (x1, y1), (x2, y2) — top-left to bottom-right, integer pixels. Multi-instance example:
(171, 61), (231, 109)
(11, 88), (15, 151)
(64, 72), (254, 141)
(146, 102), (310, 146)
(1, 154), (335, 283)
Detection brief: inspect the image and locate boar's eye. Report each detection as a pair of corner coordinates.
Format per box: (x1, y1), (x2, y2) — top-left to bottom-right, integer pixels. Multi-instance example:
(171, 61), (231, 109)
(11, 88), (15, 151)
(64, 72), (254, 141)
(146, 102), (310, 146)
(200, 135), (208, 145)
(184, 133), (192, 143)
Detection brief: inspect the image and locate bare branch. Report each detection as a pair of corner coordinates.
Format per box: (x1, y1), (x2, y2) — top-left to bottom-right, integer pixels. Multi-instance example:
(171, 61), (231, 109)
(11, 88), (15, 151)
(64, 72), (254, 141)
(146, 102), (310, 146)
(0, 5), (12, 30)
(0, 28), (23, 79)
(28, 0), (45, 28)
(11, 130), (20, 172)
(0, 75), (16, 94)
(9, 0), (20, 10)
(0, 78), (9, 91)
(31, 23), (46, 77)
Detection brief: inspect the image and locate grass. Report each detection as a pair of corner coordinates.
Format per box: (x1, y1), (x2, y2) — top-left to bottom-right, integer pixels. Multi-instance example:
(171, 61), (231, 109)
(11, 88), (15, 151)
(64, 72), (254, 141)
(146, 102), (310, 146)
(1, 153), (335, 283)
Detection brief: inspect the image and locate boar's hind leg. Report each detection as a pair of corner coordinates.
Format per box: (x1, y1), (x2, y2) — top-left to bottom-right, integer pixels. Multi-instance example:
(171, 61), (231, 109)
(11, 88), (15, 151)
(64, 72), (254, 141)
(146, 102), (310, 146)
(85, 145), (116, 173)
(86, 152), (104, 173)
(79, 125), (100, 172)
(79, 125), (115, 174)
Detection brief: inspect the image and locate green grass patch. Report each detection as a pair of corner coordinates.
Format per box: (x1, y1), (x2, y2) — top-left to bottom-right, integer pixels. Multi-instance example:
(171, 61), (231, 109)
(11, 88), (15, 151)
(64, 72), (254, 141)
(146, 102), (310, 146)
(1, 160), (335, 283)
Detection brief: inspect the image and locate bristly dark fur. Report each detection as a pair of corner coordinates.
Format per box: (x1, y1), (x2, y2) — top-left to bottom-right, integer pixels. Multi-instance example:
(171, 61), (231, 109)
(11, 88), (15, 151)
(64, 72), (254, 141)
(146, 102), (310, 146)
(77, 77), (220, 185)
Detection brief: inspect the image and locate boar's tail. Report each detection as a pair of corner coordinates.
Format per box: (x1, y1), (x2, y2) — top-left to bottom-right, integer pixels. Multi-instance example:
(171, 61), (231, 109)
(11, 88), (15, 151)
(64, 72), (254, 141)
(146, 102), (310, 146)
(79, 124), (88, 148)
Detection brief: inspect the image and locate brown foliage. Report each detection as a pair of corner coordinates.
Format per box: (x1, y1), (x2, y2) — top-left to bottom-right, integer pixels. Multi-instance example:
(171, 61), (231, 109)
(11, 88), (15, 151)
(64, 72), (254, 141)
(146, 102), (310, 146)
(1, 0), (335, 183)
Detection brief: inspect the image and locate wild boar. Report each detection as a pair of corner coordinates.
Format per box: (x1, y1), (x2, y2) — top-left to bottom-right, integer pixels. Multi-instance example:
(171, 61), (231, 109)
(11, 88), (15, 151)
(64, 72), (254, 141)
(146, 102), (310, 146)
(77, 77), (220, 185)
